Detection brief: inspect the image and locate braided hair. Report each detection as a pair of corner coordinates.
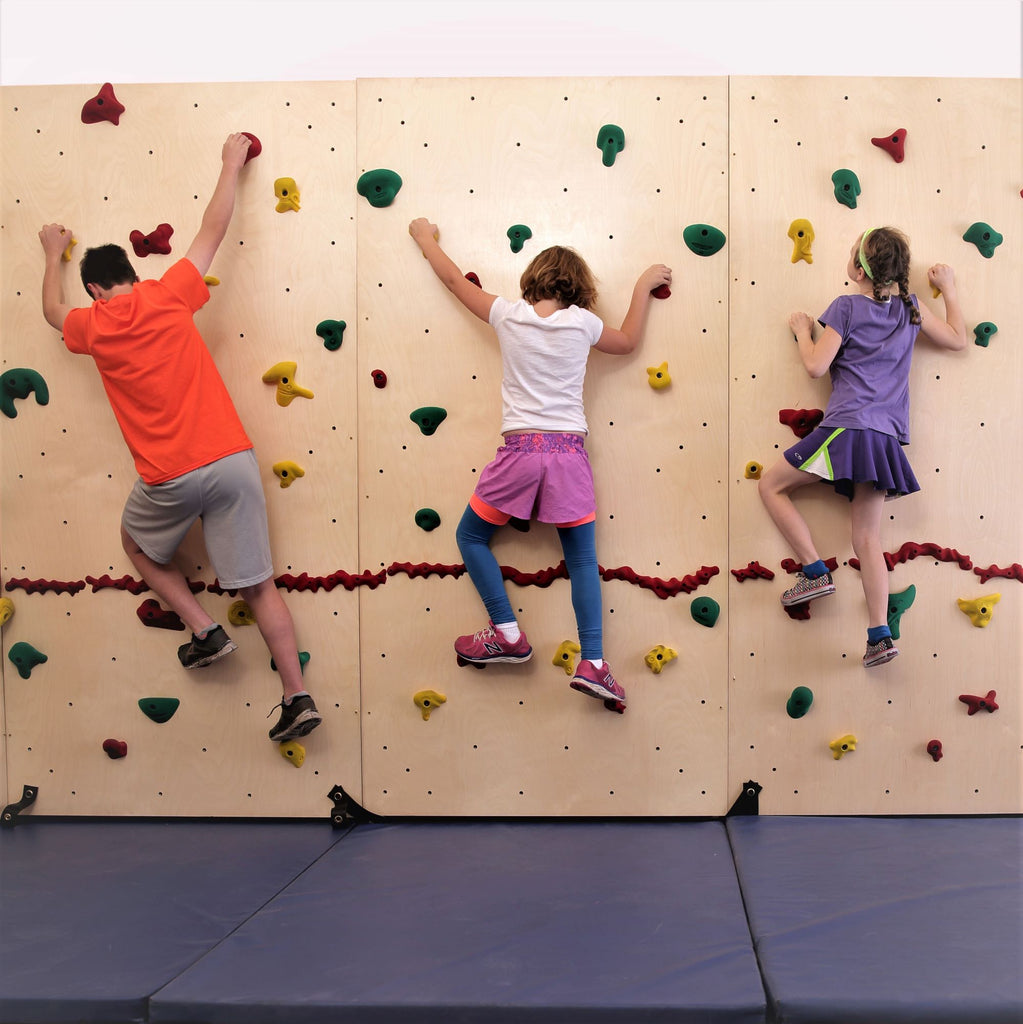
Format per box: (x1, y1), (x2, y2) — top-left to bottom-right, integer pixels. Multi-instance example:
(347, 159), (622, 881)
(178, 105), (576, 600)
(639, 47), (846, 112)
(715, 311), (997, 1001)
(856, 227), (921, 326)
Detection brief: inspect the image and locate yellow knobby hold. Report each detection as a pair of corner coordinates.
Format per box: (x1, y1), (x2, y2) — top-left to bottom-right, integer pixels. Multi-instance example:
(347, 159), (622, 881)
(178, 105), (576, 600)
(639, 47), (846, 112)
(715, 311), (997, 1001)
(744, 461), (763, 480)
(61, 234), (77, 262)
(787, 218), (815, 264)
(0, 596), (15, 627)
(957, 593), (1000, 628)
(552, 639), (581, 675)
(227, 600), (255, 626)
(644, 644), (678, 674)
(413, 689), (447, 721)
(278, 740), (305, 767)
(830, 734), (857, 760)
(646, 362), (671, 389)
(262, 361), (314, 406)
(204, 275), (220, 287)
(274, 177), (301, 212)
(272, 461), (306, 488)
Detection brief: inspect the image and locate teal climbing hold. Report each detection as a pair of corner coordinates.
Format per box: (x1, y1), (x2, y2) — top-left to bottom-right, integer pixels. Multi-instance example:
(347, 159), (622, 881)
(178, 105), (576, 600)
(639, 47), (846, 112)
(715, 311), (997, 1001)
(271, 651), (310, 673)
(786, 686), (814, 719)
(973, 322), (998, 347)
(962, 222), (1002, 258)
(316, 319), (346, 351)
(410, 406), (447, 436)
(1, 368), (49, 419)
(356, 168), (402, 208)
(596, 124), (625, 166)
(7, 641), (47, 679)
(415, 508), (441, 531)
(683, 224), (726, 257)
(690, 596), (720, 628)
(831, 169), (861, 209)
(138, 697), (180, 724)
(887, 584), (916, 640)
(507, 225), (532, 253)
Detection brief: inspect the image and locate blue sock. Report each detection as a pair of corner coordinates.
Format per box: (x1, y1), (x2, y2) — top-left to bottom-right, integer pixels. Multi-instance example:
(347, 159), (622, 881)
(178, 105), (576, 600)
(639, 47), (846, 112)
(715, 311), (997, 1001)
(867, 625), (892, 644)
(557, 522), (603, 662)
(802, 559), (828, 578)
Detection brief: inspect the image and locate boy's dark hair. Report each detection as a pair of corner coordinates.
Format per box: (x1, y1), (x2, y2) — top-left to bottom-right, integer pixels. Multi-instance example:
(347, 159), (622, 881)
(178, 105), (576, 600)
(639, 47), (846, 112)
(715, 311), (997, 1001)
(520, 246), (598, 310)
(79, 244), (138, 293)
(857, 227), (921, 326)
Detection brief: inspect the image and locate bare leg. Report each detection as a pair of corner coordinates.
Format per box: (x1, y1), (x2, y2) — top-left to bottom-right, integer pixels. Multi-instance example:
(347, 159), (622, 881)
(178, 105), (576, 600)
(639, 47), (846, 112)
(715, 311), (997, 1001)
(758, 458), (824, 565)
(239, 577), (305, 699)
(121, 525), (215, 635)
(850, 483), (889, 628)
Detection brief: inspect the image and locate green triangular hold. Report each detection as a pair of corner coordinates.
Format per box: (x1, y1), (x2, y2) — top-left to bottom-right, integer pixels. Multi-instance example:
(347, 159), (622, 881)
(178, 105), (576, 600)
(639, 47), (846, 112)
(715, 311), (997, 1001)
(138, 697), (180, 724)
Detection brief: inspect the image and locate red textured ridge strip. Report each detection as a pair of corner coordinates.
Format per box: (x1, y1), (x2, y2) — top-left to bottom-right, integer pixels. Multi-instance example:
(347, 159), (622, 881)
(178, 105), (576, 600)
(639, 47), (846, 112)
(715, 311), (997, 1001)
(387, 562), (466, 580)
(271, 569), (388, 593)
(848, 541), (973, 573)
(974, 563), (1023, 584)
(86, 574), (149, 594)
(4, 577), (86, 595)
(601, 564), (720, 599)
(731, 561), (775, 582)
(780, 557), (839, 575)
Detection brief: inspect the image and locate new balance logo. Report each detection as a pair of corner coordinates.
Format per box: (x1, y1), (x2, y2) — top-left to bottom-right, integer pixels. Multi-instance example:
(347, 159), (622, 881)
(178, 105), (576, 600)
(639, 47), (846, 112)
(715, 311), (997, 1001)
(483, 641), (504, 655)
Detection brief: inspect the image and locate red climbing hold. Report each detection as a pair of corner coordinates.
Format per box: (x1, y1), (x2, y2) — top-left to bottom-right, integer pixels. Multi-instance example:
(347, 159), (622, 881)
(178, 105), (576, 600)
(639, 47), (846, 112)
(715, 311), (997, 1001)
(731, 561), (775, 582)
(81, 83), (125, 126)
(241, 132), (262, 162)
(465, 272), (483, 288)
(102, 738), (128, 759)
(651, 284), (671, 299)
(871, 128), (906, 163)
(781, 557), (838, 575)
(129, 223), (174, 258)
(926, 740), (943, 762)
(779, 408), (824, 439)
(974, 562), (1023, 584)
(136, 599), (185, 631)
(371, 369), (388, 389)
(784, 603), (812, 620)
(958, 690), (998, 715)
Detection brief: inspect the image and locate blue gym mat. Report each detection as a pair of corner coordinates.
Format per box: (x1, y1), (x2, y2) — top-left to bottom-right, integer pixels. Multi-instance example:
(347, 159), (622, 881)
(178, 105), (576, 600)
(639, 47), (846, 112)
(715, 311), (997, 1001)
(727, 816), (1023, 1024)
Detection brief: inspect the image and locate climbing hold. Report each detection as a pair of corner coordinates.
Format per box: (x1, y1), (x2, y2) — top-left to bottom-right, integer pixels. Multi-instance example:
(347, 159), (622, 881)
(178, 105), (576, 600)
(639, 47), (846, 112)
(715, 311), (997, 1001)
(356, 168), (403, 208)
(129, 223), (173, 258)
(683, 224), (726, 257)
(227, 600), (255, 626)
(871, 128), (906, 163)
(136, 599), (185, 631)
(271, 651), (310, 673)
(552, 640), (581, 675)
(1, 368), (49, 419)
(786, 686), (814, 719)
(413, 689), (447, 721)
(651, 283), (671, 299)
(102, 738), (128, 759)
(81, 83), (125, 126)
(831, 169), (861, 209)
(278, 741), (305, 767)
(371, 369), (388, 389)
(61, 234), (77, 262)
(316, 319), (346, 351)
(829, 734), (857, 760)
(262, 361), (314, 406)
(7, 642), (47, 680)
(957, 593), (1000, 628)
(596, 124), (625, 166)
(465, 272), (483, 288)
(962, 222), (1003, 259)
(887, 585), (916, 640)
(731, 561), (775, 582)
(779, 408), (824, 439)
(507, 225), (532, 253)
(240, 132), (261, 162)
(690, 597), (720, 629)
(272, 460), (305, 488)
(973, 322), (998, 347)
(409, 406), (447, 435)
(644, 645), (677, 674)
(787, 219), (815, 264)
(415, 508), (441, 531)
(744, 461), (763, 480)
(204, 275), (220, 287)
(138, 697), (180, 724)
(274, 177), (301, 213)
(0, 596), (14, 626)
(959, 690), (998, 715)
(926, 739), (943, 762)
(646, 362), (671, 389)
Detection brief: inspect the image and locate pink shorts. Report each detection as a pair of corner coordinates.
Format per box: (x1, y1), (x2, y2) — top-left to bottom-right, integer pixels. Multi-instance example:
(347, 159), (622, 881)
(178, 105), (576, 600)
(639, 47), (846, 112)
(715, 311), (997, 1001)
(471, 433), (596, 527)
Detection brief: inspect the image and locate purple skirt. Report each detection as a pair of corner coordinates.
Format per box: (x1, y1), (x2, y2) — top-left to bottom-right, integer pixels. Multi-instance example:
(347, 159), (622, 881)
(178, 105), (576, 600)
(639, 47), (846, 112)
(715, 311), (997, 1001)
(784, 425), (919, 500)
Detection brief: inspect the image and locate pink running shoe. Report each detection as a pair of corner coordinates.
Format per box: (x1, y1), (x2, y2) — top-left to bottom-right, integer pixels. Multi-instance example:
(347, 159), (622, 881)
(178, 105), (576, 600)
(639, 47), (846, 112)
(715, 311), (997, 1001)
(570, 659), (627, 708)
(454, 622), (533, 665)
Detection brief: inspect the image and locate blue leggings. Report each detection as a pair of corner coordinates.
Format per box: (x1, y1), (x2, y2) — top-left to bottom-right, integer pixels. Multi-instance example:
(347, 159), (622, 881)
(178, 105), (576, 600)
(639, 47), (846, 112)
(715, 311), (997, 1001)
(455, 505), (603, 660)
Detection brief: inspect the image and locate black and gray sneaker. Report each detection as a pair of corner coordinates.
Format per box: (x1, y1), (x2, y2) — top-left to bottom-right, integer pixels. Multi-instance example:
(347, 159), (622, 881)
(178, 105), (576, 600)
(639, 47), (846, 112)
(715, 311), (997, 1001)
(268, 694), (322, 742)
(863, 636), (899, 668)
(177, 626), (238, 669)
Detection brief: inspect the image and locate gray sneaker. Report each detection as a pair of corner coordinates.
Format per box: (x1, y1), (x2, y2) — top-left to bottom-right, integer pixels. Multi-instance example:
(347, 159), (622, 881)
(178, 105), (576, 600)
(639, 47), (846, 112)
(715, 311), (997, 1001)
(177, 625), (237, 669)
(268, 694), (322, 742)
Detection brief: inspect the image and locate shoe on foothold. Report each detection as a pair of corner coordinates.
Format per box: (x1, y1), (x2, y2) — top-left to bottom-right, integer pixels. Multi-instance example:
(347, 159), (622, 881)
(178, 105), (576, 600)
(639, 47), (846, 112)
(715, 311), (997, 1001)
(781, 571), (836, 607)
(863, 636), (899, 668)
(454, 622), (533, 664)
(177, 625), (238, 669)
(570, 660), (627, 708)
(268, 694), (322, 742)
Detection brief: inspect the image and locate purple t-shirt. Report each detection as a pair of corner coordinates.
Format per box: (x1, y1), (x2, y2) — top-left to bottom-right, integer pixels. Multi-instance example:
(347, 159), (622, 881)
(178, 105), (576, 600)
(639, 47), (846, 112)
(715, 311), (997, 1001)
(818, 292), (920, 443)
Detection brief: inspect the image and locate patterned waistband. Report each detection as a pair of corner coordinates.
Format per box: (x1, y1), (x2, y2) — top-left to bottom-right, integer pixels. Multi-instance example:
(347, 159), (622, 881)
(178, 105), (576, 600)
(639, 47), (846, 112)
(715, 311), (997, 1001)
(502, 432), (586, 454)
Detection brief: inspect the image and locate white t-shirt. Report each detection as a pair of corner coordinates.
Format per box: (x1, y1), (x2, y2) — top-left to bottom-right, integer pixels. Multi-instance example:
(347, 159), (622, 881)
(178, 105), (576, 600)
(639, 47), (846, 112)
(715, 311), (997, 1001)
(488, 296), (604, 434)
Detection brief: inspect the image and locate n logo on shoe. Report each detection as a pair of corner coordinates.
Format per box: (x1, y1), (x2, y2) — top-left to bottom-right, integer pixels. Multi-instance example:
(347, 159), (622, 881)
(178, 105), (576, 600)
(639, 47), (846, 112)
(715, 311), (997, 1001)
(484, 641), (504, 655)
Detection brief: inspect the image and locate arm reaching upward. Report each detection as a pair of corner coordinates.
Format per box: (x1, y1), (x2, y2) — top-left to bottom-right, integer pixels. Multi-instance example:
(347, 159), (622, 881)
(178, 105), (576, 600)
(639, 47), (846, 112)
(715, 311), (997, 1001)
(39, 222), (78, 331)
(594, 264), (672, 354)
(408, 218), (498, 323)
(918, 264), (968, 351)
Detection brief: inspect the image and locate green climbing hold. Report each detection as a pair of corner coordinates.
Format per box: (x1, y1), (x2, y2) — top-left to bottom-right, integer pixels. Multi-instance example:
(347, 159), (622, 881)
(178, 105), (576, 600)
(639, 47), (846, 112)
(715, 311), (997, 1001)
(1, 368), (49, 419)
(683, 224), (726, 257)
(962, 222), (1002, 259)
(596, 124), (625, 166)
(786, 686), (814, 719)
(316, 319), (346, 351)
(138, 697), (180, 724)
(410, 406), (447, 436)
(271, 651), (310, 673)
(887, 585), (916, 640)
(415, 508), (441, 531)
(507, 225), (532, 253)
(973, 322), (998, 347)
(690, 596), (720, 628)
(356, 168), (402, 208)
(831, 169), (861, 209)
(7, 641), (47, 679)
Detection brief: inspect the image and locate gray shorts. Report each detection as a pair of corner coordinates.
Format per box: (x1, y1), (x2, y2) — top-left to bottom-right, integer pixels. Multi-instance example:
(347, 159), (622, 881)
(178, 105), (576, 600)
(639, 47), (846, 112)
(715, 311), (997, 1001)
(121, 449), (274, 589)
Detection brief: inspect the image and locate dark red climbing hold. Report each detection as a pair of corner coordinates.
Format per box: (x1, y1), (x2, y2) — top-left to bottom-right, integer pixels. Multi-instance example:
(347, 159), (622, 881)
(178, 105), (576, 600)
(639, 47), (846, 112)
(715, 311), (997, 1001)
(651, 284), (671, 299)
(731, 561), (775, 582)
(129, 223), (173, 258)
(102, 738), (128, 759)
(371, 369), (388, 389)
(958, 690), (998, 715)
(465, 272), (482, 288)
(926, 739), (943, 762)
(136, 599), (185, 631)
(241, 132), (262, 162)
(81, 83), (125, 126)
(871, 128), (906, 163)
(779, 408), (824, 438)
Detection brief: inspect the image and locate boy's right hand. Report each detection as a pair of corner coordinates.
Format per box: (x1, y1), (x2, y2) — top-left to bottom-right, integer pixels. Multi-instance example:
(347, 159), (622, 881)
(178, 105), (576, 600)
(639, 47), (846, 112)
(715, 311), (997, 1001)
(39, 223), (71, 258)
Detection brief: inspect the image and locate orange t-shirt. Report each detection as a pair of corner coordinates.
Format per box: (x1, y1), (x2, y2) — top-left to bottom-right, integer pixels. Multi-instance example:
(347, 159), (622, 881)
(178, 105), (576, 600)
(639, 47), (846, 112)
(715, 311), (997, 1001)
(63, 259), (252, 484)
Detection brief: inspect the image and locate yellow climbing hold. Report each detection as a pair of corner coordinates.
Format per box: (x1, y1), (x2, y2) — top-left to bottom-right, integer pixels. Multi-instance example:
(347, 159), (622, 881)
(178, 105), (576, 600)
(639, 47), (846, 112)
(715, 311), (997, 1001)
(957, 593), (1000, 628)
(227, 600), (255, 626)
(413, 689), (446, 721)
(644, 645), (678, 674)
(272, 460), (306, 488)
(552, 640), (581, 676)
(278, 740), (305, 767)
(262, 361), (314, 406)
(744, 461), (763, 480)
(646, 362), (671, 389)
(61, 234), (77, 262)
(274, 177), (301, 213)
(0, 596), (14, 627)
(204, 275), (220, 287)
(830, 734), (857, 760)
(787, 218), (815, 264)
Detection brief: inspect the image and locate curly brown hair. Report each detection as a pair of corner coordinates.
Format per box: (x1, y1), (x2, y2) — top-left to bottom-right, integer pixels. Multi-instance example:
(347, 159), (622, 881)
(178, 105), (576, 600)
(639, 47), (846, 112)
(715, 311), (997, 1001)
(520, 246), (598, 310)
(856, 227), (921, 326)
